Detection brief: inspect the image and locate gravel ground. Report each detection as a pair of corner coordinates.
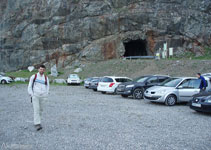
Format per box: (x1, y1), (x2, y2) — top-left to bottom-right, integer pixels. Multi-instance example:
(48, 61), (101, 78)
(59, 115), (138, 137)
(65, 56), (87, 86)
(0, 84), (211, 150)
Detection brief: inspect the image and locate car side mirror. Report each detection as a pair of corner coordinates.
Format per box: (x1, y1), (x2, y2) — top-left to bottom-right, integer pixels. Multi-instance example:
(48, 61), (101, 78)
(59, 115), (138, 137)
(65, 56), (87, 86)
(178, 85), (183, 89)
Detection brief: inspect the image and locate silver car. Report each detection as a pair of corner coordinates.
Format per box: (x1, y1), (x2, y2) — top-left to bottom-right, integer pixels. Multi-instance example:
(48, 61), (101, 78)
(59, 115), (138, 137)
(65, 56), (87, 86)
(0, 75), (13, 84)
(144, 77), (211, 106)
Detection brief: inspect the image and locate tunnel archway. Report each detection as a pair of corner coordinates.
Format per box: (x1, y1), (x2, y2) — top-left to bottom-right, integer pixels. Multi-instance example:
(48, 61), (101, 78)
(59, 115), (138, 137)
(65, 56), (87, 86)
(123, 39), (148, 57)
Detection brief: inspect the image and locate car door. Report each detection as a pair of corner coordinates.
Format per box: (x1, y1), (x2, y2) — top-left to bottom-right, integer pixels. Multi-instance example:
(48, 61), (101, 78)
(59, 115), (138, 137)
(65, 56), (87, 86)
(145, 77), (158, 89)
(178, 79), (200, 102)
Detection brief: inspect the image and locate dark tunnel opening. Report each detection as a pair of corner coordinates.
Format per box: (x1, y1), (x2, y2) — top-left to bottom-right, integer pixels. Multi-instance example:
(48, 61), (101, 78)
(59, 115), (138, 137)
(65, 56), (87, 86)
(123, 39), (148, 57)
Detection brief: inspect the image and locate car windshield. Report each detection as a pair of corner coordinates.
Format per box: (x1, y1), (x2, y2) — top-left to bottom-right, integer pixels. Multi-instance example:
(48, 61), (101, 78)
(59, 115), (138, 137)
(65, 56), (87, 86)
(160, 78), (182, 87)
(134, 76), (149, 83)
(69, 74), (79, 78)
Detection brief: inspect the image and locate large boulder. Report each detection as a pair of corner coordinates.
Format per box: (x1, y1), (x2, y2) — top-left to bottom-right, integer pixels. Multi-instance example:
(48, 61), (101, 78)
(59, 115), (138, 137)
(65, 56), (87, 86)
(74, 68), (82, 73)
(51, 64), (58, 77)
(14, 77), (28, 82)
(28, 66), (35, 72)
(53, 79), (66, 84)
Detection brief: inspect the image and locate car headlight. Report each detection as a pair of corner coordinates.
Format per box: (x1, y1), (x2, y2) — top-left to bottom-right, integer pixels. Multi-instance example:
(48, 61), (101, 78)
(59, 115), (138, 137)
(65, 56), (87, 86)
(126, 85), (134, 88)
(206, 99), (211, 103)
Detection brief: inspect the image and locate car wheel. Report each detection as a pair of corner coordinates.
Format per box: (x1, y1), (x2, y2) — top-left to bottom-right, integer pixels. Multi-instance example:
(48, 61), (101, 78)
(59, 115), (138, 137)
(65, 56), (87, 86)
(1, 80), (7, 84)
(93, 89), (97, 92)
(165, 95), (177, 106)
(133, 88), (143, 99)
(102, 92), (106, 94)
(121, 94), (128, 98)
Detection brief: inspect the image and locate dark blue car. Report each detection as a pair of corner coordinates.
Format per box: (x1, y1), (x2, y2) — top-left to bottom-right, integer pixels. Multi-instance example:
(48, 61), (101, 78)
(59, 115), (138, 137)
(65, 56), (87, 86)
(190, 91), (211, 113)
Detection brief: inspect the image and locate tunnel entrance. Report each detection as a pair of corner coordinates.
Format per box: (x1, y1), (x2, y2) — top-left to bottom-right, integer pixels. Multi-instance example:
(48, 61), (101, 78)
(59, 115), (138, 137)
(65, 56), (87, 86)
(123, 39), (148, 57)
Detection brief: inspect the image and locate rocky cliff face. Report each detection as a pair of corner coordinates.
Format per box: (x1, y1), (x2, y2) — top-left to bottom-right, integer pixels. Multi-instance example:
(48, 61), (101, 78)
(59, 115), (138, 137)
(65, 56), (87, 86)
(0, 0), (211, 71)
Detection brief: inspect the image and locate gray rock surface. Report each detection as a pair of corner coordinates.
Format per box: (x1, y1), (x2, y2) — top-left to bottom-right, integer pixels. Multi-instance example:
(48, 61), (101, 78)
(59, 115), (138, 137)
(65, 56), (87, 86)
(0, 0), (211, 71)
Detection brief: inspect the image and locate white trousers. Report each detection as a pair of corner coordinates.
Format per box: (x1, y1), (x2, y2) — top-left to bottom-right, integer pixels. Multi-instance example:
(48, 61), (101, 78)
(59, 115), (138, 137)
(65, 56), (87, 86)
(32, 96), (47, 125)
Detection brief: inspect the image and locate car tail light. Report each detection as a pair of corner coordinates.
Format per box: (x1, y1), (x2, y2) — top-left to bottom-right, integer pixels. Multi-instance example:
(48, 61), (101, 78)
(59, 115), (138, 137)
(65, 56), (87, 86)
(109, 83), (115, 87)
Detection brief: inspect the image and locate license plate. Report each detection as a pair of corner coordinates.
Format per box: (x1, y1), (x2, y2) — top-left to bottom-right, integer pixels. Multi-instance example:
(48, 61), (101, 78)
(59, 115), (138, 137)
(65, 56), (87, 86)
(192, 103), (201, 107)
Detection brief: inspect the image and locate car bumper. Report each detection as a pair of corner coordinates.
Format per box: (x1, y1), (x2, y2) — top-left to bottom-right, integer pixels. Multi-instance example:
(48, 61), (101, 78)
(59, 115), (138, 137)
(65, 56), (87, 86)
(97, 87), (115, 93)
(68, 81), (80, 84)
(144, 93), (166, 103)
(89, 85), (97, 89)
(7, 80), (13, 83)
(84, 83), (89, 87)
(116, 87), (133, 95)
(190, 102), (211, 113)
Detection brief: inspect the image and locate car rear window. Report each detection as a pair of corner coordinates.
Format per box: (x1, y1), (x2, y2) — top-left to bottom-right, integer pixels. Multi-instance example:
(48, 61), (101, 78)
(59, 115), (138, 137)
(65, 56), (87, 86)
(92, 79), (100, 82)
(158, 77), (169, 83)
(101, 77), (113, 82)
(134, 76), (149, 83)
(115, 78), (132, 82)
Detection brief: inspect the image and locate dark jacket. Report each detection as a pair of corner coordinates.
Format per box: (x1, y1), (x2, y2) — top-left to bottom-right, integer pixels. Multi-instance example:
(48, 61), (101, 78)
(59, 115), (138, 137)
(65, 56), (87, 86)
(199, 76), (207, 89)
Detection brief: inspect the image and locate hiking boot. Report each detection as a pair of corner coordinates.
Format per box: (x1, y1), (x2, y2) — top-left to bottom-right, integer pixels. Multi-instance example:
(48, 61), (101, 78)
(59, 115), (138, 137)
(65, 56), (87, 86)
(35, 124), (42, 131)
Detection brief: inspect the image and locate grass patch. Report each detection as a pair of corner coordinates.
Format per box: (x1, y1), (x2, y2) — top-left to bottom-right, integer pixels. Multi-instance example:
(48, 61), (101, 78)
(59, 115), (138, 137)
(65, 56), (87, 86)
(194, 47), (211, 60)
(51, 82), (67, 86)
(168, 47), (211, 60)
(4, 81), (69, 86)
(6, 70), (38, 78)
(4, 81), (28, 86)
(6, 69), (64, 79)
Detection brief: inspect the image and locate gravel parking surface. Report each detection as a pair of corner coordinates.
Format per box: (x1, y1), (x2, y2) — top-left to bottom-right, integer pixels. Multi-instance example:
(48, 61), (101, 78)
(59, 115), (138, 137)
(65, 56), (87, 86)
(0, 84), (211, 150)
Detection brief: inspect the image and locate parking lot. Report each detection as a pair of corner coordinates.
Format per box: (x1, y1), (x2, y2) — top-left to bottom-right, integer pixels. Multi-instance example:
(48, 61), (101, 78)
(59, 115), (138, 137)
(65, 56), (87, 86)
(0, 84), (211, 150)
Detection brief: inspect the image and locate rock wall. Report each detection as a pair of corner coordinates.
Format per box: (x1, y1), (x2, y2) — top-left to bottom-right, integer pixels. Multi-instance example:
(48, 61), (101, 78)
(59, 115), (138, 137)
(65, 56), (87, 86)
(0, 0), (211, 71)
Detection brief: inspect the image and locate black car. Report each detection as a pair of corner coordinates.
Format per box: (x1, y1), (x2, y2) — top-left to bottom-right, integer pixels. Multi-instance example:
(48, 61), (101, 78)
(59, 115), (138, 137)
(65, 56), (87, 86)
(116, 75), (170, 99)
(190, 91), (211, 113)
(89, 78), (101, 91)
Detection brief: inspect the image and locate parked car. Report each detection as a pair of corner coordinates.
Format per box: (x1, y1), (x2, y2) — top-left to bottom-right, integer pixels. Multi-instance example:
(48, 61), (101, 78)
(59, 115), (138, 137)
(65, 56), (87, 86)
(202, 73), (211, 77)
(0, 75), (13, 84)
(67, 74), (81, 85)
(189, 91), (211, 113)
(84, 77), (98, 88)
(89, 78), (102, 91)
(97, 76), (132, 94)
(116, 75), (170, 99)
(144, 77), (211, 106)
